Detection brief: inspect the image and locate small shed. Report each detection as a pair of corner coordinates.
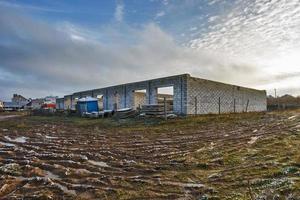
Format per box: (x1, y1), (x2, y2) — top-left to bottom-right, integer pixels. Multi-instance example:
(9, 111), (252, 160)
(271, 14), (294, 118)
(77, 97), (99, 114)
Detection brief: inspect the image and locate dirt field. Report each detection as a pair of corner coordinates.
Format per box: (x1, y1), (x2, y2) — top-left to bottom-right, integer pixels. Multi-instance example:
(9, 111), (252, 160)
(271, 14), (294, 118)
(0, 110), (299, 199)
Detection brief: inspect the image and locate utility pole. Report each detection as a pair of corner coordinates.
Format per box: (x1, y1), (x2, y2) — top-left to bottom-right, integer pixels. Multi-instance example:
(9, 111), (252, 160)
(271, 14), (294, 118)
(274, 89), (279, 110)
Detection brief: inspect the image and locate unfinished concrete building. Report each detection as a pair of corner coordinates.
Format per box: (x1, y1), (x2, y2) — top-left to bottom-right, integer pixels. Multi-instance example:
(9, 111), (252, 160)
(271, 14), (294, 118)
(58, 74), (267, 115)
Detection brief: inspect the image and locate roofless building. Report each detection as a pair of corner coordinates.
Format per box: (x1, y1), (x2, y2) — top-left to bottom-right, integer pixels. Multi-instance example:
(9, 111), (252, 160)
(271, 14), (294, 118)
(57, 74), (267, 115)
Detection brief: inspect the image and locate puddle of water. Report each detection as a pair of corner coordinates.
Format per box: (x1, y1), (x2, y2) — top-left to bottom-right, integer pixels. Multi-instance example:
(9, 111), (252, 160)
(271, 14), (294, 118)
(88, 160), (109, 168)
(0, 141), (16, 147)
(4, 136), (27, 143)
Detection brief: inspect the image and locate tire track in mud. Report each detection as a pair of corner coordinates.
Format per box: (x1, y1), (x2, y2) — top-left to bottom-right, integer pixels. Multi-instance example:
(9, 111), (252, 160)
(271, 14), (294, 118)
(0, 111), (299, 199)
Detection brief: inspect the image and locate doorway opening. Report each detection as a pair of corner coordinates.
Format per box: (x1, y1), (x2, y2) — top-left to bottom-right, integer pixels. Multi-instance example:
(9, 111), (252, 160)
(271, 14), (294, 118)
(157, 86), (174, 111)
(133, 89), (147, 110)
(96, 94), (104, 111)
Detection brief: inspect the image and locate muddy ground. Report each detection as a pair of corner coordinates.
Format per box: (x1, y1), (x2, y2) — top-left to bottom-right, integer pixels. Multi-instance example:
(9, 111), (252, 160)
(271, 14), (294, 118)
(0, 110), (299, 199)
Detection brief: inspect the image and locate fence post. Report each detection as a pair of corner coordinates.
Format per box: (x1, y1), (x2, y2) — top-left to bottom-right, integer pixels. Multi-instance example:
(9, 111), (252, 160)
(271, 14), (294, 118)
(218, 97), (221, 114)
(195, 96), (197, 115)
(233, 98), (236, 113)
(246, 99), (249, 112)
(164, 97), (167, 120)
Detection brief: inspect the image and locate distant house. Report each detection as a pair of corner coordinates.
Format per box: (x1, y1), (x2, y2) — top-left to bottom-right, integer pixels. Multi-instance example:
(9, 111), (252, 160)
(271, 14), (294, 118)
(0, 100), (3, 111)
(267, 94), (300, 110)
(3, 102), (24, 111)
(12, 94), (30, 105)
(3, 94), (30, 111)
(29, 99), (44, 110)
(42, 96), (57, 109)
(56, 98), (64, 110)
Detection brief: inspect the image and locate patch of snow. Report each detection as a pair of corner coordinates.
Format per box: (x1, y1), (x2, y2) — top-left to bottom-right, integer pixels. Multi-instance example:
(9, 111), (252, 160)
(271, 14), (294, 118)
(196, 147), (205, 152)
(45, 135), (58, 139)
(0, 141), (15, 147)
(4, 136), (27, 143)
(288, 115), (296, 120)
(209, 142), (215, 150)
(248, 136), (260, 144)
(88, 160), (109, 168)
(161, 181), (204, 188)
(55, 182), (76, 195)
(208, 173), (221, 179)
(45, 170), (61, 180)
(124, 159), (136, 164)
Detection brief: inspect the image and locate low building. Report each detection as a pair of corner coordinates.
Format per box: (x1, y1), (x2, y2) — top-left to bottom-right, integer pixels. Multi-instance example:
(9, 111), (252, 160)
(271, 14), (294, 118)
(42, 96), (57, 109)
(12, 94), (30, 105)
(267, 94), (300, 110)
(30, 99), (44, 110)
(58, 74), (267, 115)
(3, 94), (30, 111)
(3, 102), (25, 111)
(56, 98), (64, 110)
(0, 100), (3, 111)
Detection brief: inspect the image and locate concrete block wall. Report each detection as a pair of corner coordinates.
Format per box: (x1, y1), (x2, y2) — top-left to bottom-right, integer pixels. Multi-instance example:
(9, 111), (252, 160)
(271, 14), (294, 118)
(63, 74), (188, 115)
(103, 74), (188, 114)
(186, 77), (267, 115)
(60, 74), (266, 116)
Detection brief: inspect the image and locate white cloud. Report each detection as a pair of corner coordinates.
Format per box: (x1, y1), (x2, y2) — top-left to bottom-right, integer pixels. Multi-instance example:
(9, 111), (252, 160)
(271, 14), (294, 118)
(114, 3), (124, 22)
(162, 0), (169, 6)
(1, 0), (300, 100)
(189, 27), (197, 31)
(208, 15), (219, 23)
(0, 6), (264, 99)
(189, 0), (300, 94)
(155, 11), (165, 18)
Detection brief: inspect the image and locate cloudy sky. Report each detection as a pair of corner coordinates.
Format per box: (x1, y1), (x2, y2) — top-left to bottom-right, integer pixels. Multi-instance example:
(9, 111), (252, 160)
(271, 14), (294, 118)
(0, 0), (300, 101)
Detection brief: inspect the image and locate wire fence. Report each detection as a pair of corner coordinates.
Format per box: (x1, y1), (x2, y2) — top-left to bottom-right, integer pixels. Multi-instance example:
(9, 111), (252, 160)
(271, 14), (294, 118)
(190, 96), (252, 115)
